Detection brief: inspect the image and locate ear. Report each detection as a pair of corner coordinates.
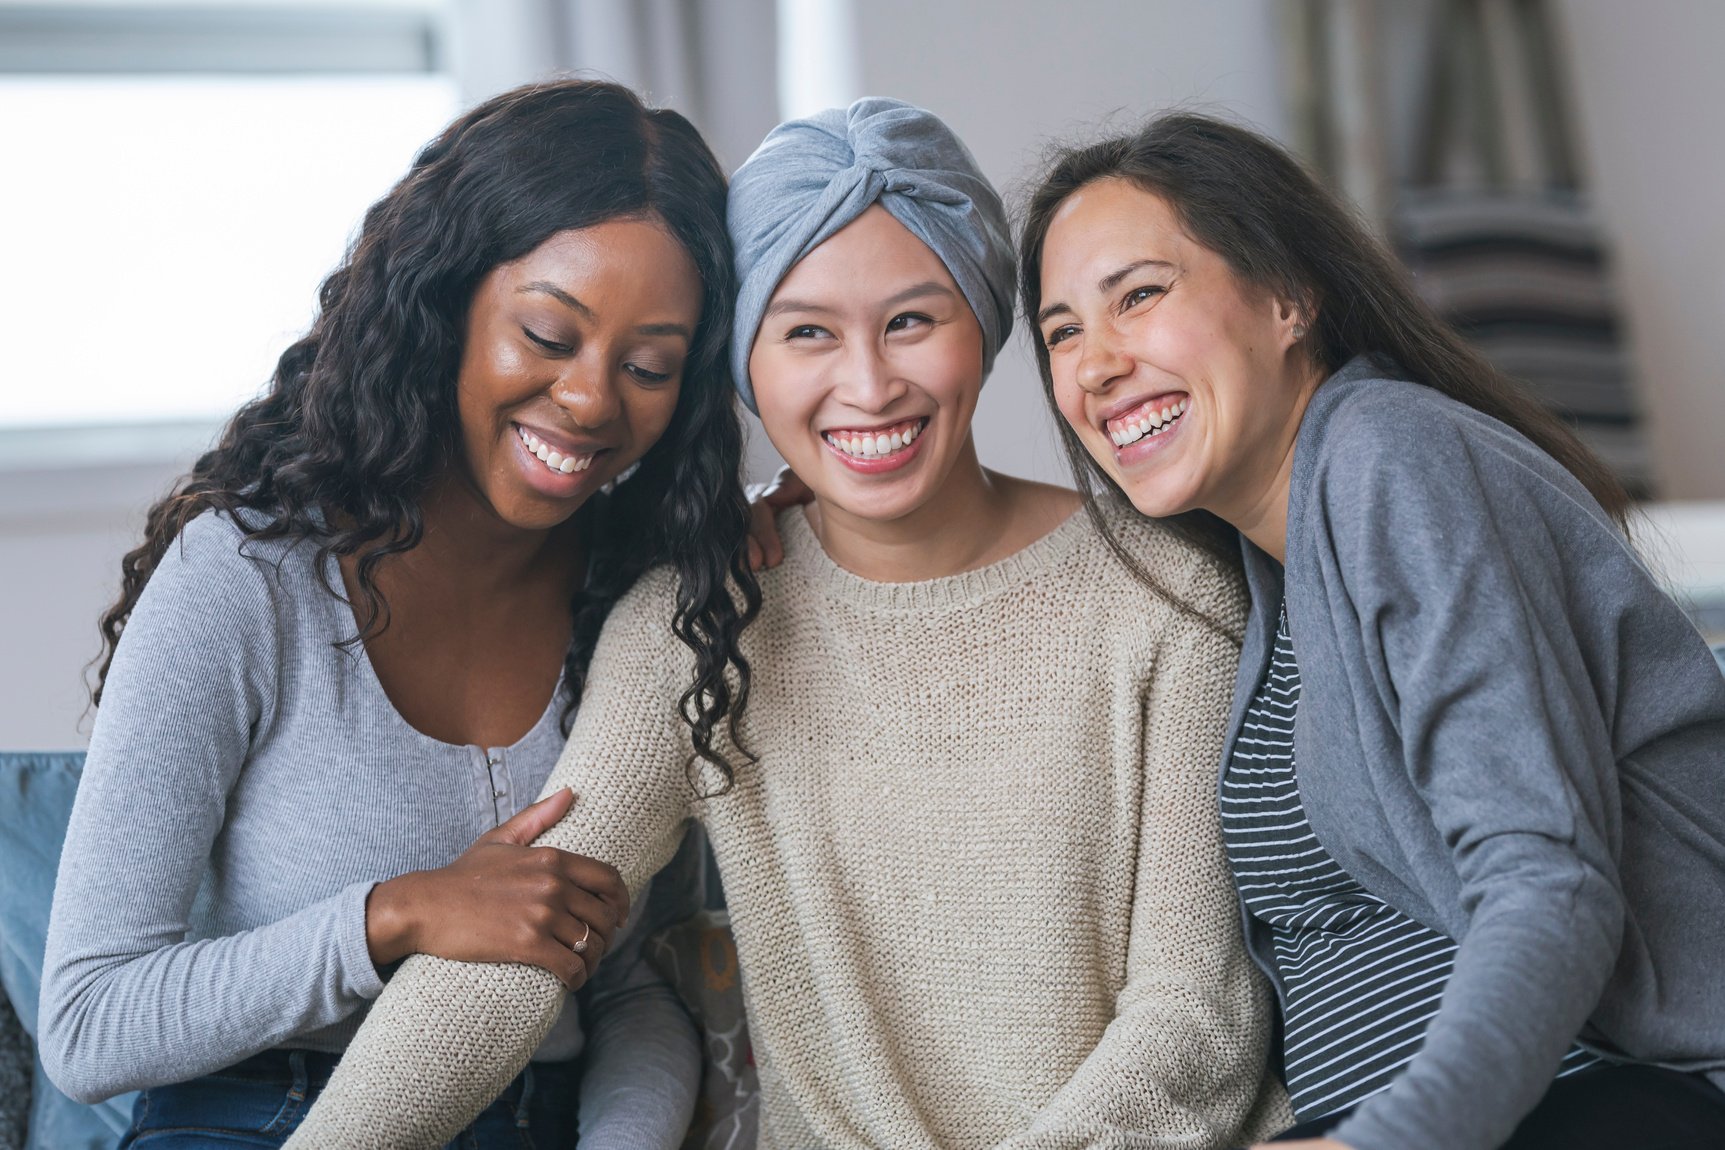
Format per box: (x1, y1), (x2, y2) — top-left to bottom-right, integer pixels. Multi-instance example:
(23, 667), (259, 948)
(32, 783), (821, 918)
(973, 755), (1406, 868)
(1272, 290), (1317, 349)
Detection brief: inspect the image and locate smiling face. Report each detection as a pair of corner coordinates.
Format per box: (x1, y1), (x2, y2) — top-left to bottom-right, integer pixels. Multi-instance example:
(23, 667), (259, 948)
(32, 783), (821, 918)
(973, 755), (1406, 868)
(747, 205), (985, 524)
(1036, 177), (1316, 529)
(455, 216), (702, 531)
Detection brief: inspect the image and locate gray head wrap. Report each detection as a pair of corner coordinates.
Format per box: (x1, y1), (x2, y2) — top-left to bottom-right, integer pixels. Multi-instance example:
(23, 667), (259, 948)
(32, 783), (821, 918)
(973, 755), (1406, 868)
(727, 97), (1016, 412)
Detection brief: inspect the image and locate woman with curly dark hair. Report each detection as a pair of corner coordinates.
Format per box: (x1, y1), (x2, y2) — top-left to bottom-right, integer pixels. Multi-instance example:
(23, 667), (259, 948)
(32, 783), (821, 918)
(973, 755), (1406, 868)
(38, 78), (757, 1148)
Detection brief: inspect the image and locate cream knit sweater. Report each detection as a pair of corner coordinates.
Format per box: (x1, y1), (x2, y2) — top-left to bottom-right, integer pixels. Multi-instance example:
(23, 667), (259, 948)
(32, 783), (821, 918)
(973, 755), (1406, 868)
(287, 504), (1291, 1149)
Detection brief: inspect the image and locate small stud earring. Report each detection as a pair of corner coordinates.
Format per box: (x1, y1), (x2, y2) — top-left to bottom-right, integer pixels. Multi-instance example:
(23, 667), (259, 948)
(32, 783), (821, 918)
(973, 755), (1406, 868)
(1292, 324), (1307, 340)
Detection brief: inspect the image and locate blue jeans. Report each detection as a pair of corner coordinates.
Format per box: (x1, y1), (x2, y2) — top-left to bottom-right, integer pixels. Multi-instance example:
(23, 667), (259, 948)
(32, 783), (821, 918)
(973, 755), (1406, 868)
(117, 1049), (579, 1149)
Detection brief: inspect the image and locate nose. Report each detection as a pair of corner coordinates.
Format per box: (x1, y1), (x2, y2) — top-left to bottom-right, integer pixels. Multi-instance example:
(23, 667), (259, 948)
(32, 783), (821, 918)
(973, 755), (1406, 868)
(833, 342), (908, 414)
(1074, 324), (1131, 395)
(551, 358), (623, 429)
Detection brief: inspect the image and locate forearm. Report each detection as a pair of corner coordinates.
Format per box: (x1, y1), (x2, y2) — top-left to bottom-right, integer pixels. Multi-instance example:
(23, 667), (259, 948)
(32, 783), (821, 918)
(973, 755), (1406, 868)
(1333, 877), (1621, 1150)
(285, 953), (568, 1149)
(40, 881), (382, 1103)
(997, 961), (1280, 1150)
(578, 981), (700, 1150)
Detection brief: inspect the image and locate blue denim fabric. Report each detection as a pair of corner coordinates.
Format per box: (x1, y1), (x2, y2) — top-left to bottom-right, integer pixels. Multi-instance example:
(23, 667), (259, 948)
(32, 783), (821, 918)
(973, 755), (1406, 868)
(0, 751), (133, 1149)
(116, 1049), (578, 1149)
(1712, 644), (1725, 675)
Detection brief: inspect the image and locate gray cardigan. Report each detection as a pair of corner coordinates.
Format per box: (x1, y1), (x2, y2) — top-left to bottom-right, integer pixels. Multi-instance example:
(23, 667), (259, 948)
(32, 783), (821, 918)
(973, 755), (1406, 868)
(1221, 359), (1725, 1150)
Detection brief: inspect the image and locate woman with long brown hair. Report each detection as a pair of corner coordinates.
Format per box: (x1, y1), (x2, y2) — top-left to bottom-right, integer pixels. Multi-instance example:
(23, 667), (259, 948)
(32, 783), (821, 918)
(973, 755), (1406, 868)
(1022, 113), (1725, 1150)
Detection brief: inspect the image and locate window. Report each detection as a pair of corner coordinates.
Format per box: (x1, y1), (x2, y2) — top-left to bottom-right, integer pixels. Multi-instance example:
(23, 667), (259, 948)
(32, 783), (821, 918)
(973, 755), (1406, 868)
(0, 1), (458, 442)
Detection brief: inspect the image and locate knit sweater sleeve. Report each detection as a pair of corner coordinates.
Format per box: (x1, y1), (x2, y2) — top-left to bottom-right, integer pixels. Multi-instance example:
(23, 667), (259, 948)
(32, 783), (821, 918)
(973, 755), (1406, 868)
(285, 568), (699, 1149)
(1000, 547), (1286, 1150)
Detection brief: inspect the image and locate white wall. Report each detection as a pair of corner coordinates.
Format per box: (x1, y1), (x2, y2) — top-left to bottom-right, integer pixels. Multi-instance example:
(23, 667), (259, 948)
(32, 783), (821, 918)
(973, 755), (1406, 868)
(0, 459), (196, 749)
(1557, 0), (1725, 500)
(743, 0), (1290, 487)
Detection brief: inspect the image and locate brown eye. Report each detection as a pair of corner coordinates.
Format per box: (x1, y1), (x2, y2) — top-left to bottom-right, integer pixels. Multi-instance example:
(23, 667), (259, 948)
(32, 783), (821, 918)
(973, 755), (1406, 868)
(523, 327), (572, 355)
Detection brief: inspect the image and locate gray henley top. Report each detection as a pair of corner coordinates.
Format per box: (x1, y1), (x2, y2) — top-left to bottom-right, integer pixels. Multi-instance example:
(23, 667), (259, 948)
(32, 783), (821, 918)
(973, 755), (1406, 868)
(40, 509), (698, 1146)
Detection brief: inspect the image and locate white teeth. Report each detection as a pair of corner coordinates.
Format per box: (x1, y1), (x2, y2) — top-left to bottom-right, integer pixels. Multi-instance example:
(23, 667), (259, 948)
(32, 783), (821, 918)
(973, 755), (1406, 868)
(1109, 399), (1189, 448)
(824, 420), (925, 459)
(518, 426), (592, 476)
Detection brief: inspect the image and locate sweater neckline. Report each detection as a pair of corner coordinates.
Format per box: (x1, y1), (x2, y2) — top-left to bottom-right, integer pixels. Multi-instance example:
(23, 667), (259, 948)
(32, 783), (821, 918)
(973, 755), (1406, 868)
(778, 503), (1091, 612)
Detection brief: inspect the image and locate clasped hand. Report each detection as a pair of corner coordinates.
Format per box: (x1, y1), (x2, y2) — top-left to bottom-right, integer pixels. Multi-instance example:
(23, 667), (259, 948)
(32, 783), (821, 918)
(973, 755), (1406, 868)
(364, 788), (628, 990)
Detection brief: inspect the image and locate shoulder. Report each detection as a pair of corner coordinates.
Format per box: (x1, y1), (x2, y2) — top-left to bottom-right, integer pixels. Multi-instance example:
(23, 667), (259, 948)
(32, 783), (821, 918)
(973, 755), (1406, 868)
(161, 506), (322, 586)
(1302, 370), (1588, 512)
(147, 509), (288, 615)
(602, 564), (682, 636)
(1077, 497), (1248, 644)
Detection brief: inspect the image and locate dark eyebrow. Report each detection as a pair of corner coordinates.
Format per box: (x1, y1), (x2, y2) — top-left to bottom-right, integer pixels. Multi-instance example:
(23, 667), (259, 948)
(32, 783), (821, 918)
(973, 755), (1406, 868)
(520, 282), (690, 341)
(1097, 259), (1176, 293)
(1037, 259), (1178, 327)
(763, 297), (832, 321)
(518, 281), (592, 317)
(1035, 300), (1074, 328)
(763, 280), (957, 322)
(881, 280), (957, 309)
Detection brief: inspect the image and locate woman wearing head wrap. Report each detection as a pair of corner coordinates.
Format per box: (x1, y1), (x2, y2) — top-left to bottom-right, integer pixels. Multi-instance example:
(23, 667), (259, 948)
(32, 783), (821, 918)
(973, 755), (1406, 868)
(288, 99), (1290, 1149)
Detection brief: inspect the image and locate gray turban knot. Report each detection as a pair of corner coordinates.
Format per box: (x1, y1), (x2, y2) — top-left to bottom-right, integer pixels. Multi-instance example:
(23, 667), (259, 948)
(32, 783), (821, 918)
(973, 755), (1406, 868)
(727, 96), (1016, 413)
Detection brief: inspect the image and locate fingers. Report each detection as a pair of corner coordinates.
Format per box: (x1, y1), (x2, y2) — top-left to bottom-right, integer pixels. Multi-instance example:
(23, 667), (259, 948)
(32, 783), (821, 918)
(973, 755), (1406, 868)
(488, 787), (575, 847)
(762, 466), (812, 510)
(747, 498), (785, 570)
(548, 849), (630, 924)
(525, 930), (591, 991)
(560, 885), (622, 954)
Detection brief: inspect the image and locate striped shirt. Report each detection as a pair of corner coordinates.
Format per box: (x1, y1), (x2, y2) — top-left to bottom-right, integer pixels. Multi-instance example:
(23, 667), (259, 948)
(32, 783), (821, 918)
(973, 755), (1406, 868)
(1220, 605), (1598, 1120)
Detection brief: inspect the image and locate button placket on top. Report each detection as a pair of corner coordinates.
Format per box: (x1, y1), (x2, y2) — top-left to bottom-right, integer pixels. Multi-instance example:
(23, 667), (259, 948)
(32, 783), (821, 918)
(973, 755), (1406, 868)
(480, 745), (516, 826)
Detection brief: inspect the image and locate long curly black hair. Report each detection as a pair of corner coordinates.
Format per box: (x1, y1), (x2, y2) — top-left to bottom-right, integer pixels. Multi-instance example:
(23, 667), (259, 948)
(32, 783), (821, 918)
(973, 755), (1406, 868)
(94, 79), (759, 786)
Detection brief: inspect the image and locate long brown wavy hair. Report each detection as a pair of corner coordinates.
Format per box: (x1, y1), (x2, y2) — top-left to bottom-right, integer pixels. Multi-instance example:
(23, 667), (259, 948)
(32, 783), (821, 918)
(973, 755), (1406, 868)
(1018, 113), (1631, 618)
(94, 79), (759, 787)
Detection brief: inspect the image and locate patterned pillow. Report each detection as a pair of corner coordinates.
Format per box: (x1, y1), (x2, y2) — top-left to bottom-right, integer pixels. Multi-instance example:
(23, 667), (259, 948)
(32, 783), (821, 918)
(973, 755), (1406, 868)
(645, 910), (758, 1150)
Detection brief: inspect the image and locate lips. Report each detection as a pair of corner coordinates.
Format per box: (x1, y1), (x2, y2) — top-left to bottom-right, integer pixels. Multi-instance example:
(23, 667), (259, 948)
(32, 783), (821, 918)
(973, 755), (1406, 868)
(1104, 395), (1189, 448)
(821, 417), (927, 460)
(516, 425), (597, 474)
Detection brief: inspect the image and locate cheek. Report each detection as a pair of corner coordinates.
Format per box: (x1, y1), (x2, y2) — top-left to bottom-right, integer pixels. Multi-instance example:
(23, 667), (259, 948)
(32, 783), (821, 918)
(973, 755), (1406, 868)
(1049, 366), (1089, 434)
(749, 352), (823, 449)
(629, 384), (683, 449)
(901, 338), (982, 412)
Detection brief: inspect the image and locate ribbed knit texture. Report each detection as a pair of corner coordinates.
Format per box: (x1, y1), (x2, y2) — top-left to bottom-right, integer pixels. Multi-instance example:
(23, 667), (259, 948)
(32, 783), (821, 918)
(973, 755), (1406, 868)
(39, 511), (699, 1143)
(289, 503), (1293, 1149)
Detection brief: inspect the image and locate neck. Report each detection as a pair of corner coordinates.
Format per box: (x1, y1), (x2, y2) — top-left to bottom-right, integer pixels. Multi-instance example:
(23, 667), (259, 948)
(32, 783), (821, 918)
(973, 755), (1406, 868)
(810, 436), (1015, 583)
(1217, 357), (1328, 565)
(404, 471), (583, 593)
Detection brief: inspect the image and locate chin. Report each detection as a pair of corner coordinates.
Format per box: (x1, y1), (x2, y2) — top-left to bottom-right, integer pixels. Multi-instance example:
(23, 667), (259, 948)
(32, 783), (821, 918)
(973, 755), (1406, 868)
(820, 476), (933, 525)
(1114, 479), (1198, 522)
